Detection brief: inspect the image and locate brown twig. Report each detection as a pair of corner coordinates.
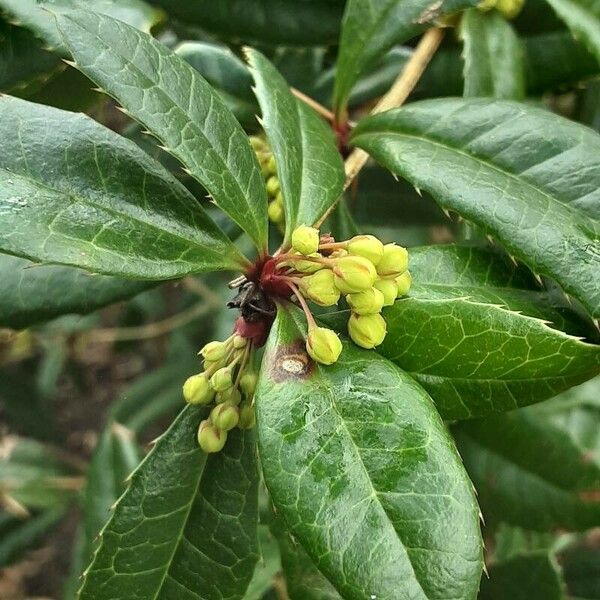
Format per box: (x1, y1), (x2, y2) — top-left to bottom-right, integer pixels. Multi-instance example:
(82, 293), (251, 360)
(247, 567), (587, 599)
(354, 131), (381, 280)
(314, 27), (445, 229)
(291, 87), (336, 122)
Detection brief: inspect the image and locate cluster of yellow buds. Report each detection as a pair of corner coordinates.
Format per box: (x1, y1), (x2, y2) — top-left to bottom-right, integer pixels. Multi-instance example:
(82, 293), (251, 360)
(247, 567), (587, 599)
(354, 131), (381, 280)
(182, 333), (257, 453)
(270, 225), (411, 365)
(249, 135), (284, 226)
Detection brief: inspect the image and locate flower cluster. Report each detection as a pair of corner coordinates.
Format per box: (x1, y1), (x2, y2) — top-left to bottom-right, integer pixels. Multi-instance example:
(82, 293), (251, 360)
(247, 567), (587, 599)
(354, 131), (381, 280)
(268, 225), (411, 365)
(182, 333), (257, 453)
(249, 135), (284, 226)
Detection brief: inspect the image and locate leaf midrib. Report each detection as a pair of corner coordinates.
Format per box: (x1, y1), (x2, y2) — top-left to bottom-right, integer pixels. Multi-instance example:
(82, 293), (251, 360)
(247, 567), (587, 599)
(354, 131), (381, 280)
(64, 12), (264, 246)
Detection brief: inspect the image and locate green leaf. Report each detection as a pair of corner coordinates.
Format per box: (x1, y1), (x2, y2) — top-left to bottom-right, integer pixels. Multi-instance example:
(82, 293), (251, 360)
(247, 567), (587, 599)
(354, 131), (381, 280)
(176, 41), (258, 127)
(0, 254), (155, 329)
(57, 10), (269, 251)
(351, 98), (600, 317)
(333, 0), (479, 114)
(0, 95), (244, 278)
(454, 378), (600, 531)
(79, 405), (259, 600)
(145, 0), (345, 46)
(0, 0), (164, 53)
(461, 9), (525, 99)
(543, 0), (600, 63)
(0, 18), (61, 92)
(256, 307), (483, 600)
(374, 245), (600, 419)
(242, 525), (281, 600)
(246, 49), (344, 243)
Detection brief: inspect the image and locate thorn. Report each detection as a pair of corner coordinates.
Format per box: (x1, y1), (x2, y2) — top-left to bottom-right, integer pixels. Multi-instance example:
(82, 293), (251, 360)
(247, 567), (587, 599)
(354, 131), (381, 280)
(182, 167), (193, 176)
(109, 500), (118, 511)
(508, 254), (518, 267)
(479, 510), (485, 525)
(563, 291), (572, 305)
(483, 563), (489, 577)
(442, 208), (451, 220)
(90, 87), (104, 93)
(141, 129), (152, 135)
(532, 272), (543, 286)
(256, 116), (265, 128)
(485, 234), (494, 245)
(115, 106), (129, 115)
(158, 145), (170, 152)
(62, 59), (77, 68)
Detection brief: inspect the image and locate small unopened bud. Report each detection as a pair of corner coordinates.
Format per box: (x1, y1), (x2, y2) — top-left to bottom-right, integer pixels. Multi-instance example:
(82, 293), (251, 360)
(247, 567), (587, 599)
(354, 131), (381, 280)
(210, 367), (233, 391)
(347, 235), (384, 265)
(333, 256), (377, 294)
(266, 175), (280, 196)
(301, 269), (340, 307)
(239, 372), (258, 397)
(374, 279), (398, 306)
(266, 155), (277, 175)
(348, 313), (387, 349)
(347, 287), (385, 315)
(268, 196), (284, 223)
(395, 271), (412, 297)
(249, 136), (266, 151)
(183, 373), (214, 405)
(198, 420), (227, 453)
(376, 244), (409, 278)
(238, 402), (256, 429)
(233, 335), (247, 349)
(306, 326), (342, 365)
(292, 225), (320, 256)
(199, 340), (227, 362)
(495, 0), (524, 18)
(215, 386), (242, 405)
(289, 253), (324, 274)
(211, 403), (240, 431)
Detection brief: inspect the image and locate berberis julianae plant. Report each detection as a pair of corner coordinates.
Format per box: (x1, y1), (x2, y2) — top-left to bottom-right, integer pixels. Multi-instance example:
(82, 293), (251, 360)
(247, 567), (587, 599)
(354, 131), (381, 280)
(0, 1), (599, 599)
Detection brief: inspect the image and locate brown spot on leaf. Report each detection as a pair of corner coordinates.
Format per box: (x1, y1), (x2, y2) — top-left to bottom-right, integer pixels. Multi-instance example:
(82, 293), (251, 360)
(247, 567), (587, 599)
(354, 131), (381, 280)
(578, 489), (600, 503)
(270, 340), (314, 383)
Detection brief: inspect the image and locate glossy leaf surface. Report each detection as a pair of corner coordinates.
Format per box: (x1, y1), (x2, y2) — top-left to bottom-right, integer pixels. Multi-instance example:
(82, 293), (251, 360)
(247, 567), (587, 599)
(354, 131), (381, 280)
(376, 245), (600, 419)
(454, 378), (600, 531)
(256, 307), (483, 600)
(58, 10), (269, 250)
(79, 405), (259, 600)
(246, 49), (344, 243)
(0, 0), (163, 53)
(461, 9), (525, 99)
(351, 99), (600, 317)
(333, 0), (479, 113)
(145, 0), (344, 46)
(0, 254), (154, 329)
(544, 0), (600, 63)
(0, 95), (243, 278)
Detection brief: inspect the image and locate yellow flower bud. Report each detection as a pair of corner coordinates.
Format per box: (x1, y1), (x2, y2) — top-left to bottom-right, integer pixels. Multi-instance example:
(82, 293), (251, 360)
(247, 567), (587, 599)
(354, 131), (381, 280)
(347, 287), (385, 315)
(249, 136), (266, 151)
(198, 420), (227, 453)
(211, 403), (240, 431)
(306, 326), (342, 365)
(238, 402), (256, 429)
(210, 367), (233, 392)
(215, 386), (242, 405)
(348, 313), (387, 349)
(268, 195), (284, 223)
(182, 373), (214, 405)
(495, 0), (524, 18)
(199, 340), (227, 362)
(376, 243), (409, 278)
(266, 175), (280, 197)
(374, 278), (398, 306)
(330, 248), (348, 258)
(233, 335), (247, 349)
(239, 372), (258, 397)
(300, 269), (340, 307)
(288, 253), (324, 274)
(395, 271), (412, 297)
(477, 0), (497, 10)
(347, 235), (384, 265)
(292, 225), (320, 256)
(266, 155), (277, 176)
(333, 256), (377, 294)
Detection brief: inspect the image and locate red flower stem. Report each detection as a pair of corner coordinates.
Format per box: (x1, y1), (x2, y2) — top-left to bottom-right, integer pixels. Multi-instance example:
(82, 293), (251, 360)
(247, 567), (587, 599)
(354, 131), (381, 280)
(285, 281), (317, 329)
